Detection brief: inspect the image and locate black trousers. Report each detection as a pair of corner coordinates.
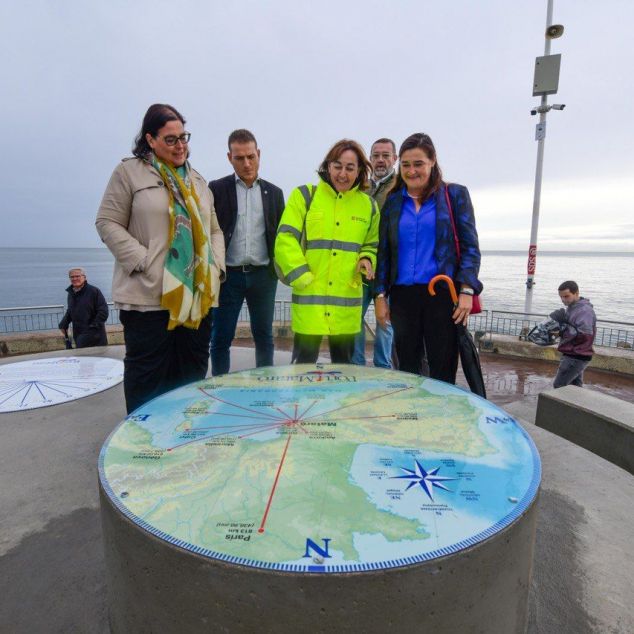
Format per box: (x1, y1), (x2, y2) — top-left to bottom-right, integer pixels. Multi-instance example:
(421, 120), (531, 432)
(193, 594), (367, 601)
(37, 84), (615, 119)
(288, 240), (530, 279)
(389, 285), (458, 383)
(292, 333), (355, 364)
(119, 310), (212, 414)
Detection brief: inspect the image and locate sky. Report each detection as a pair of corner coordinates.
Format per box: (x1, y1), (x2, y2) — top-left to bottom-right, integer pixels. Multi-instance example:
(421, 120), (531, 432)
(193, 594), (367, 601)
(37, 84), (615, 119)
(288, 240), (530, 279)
(1, 0), (633, 252)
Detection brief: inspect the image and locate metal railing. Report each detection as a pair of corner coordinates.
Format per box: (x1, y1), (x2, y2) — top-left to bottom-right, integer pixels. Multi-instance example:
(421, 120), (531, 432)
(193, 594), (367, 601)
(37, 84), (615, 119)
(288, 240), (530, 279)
(1, 302), (632, 351)
(483, 310), (634, 350)
(0, 304), (121, 335)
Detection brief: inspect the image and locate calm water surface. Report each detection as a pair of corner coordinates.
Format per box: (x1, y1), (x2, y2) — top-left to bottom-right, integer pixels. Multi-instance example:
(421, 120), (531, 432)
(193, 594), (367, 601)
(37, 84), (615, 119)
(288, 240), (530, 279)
(0, 248), (632, 323)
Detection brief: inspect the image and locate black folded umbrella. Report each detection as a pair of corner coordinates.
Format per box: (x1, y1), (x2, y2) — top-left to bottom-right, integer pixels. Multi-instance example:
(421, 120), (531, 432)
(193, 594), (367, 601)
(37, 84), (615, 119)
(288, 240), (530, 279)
(62, 330), (73, 350)
(428, 275), (486, 398)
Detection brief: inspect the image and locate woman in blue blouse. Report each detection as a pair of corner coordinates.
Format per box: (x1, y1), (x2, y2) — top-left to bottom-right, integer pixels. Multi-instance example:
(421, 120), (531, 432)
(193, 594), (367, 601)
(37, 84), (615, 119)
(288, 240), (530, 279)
(374, 133), (482, 382)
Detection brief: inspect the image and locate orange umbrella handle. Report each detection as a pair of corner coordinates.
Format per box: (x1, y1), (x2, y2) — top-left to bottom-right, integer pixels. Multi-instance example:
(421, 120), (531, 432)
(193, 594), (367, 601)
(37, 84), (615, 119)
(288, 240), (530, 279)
(428, 274), (458, 304)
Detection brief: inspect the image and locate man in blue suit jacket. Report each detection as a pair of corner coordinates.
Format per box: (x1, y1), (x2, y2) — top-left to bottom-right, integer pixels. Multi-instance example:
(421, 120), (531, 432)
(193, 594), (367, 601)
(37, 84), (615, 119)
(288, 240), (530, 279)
(209, 129), (285, 375)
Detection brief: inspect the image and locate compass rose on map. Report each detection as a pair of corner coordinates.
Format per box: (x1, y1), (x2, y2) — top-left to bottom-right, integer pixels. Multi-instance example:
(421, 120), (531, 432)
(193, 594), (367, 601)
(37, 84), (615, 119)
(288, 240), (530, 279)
(392, 460), (458, 501)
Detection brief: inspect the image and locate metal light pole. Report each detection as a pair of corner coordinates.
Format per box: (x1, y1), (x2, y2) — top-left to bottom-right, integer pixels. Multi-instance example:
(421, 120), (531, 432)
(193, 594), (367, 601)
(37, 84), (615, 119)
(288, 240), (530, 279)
(523, 0), (565, 315)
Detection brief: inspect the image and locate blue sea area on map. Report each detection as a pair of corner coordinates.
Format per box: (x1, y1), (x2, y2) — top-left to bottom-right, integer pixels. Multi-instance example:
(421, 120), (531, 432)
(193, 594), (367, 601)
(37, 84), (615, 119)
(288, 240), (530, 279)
(349, 443), (533, 527)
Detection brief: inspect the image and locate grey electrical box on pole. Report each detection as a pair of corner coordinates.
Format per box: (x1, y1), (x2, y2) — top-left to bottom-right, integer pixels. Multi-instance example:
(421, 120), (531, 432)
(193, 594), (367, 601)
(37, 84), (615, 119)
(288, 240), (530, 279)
(533, 54), (561, 96)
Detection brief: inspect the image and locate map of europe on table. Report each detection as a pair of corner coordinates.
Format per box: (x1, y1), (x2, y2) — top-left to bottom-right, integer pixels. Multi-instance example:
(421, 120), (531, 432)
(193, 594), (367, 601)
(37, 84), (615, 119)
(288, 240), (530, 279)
(0, 356), (123, 413)
(99, 364), (541, 573)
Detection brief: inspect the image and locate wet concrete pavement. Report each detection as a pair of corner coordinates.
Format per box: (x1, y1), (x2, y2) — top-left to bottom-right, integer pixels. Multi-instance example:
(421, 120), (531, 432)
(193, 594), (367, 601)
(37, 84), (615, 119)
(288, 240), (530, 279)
(470, 352), (634, 406)
(272, 336), (634, 407)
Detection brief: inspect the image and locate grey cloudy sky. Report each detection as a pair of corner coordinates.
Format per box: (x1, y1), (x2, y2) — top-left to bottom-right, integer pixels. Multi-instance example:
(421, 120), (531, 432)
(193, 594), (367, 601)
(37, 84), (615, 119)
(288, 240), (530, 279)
(2, 0), (633, 251)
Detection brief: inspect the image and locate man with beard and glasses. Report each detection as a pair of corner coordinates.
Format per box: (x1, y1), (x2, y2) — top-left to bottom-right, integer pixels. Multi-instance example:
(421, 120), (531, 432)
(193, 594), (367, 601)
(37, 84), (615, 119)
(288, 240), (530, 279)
(351, 138), (397, 369)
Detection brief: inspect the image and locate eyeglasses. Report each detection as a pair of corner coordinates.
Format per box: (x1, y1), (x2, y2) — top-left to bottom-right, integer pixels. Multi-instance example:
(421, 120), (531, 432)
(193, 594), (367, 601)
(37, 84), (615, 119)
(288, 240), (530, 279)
(329, 161), (359, 173)
(159, 132), (191, 146)
(69, 275), (85, 279)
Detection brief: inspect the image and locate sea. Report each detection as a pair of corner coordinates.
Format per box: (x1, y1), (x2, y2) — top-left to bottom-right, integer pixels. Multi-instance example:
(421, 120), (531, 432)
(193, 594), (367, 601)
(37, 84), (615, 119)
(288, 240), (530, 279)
(0, 248), (632, 324)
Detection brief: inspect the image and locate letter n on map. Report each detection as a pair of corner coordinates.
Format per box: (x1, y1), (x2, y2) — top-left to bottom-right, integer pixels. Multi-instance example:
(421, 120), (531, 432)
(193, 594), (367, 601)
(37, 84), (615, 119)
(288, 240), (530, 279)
(303, 538), (331, 559)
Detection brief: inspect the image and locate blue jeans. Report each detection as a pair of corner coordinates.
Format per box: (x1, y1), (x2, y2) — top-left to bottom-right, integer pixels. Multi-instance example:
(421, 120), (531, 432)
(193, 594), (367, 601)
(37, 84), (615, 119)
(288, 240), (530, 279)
(352, 282), (393, 368)
(553, 355), (590, 388)
(210, 267), (277, 375)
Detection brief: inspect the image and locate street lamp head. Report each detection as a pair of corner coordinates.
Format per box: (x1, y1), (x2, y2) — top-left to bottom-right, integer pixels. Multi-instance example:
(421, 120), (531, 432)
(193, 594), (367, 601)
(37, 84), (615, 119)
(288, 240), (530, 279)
(546, 24), (564, 39)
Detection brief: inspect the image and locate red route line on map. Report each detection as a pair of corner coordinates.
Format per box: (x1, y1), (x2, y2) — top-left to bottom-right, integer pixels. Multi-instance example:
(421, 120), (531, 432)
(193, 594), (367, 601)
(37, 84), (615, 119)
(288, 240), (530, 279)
(323, 415), (397, 421)
(167, 420), (290, 451)
(297, 399), (319, 420)
(275, 406), (293, 419)
(258, 432), (293, 533)
(300, 386), (413, 422)
(238, 421), (291, 439)
(198, 411), (286, 421)
(169, 385), (408, 463)
(198, 387), (287, 421)
(187, 421), (280, 431)
(255, 390), (412, 534)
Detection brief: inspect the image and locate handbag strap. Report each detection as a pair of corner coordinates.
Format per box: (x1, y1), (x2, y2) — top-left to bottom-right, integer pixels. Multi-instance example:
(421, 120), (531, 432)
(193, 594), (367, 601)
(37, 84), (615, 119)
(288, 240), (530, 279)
(444, 183), (461, 262)
(444, 184), (481, 311)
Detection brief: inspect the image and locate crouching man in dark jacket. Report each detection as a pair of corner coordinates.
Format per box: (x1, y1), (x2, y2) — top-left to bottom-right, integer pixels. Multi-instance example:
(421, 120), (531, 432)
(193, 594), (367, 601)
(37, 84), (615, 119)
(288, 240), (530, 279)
(59, 267), (109, 348)
(550, 280), (596, 388)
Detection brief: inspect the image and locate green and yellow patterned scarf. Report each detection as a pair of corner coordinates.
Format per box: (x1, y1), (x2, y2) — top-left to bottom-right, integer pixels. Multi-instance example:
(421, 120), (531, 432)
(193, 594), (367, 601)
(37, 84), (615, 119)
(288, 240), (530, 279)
(152, 156), (215, 330)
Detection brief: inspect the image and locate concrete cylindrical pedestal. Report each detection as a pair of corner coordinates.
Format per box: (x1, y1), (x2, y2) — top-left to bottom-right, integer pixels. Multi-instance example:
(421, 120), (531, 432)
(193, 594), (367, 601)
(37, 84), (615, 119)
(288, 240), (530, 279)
(101, 484), (538, 633)
(99, 365), (541, 632)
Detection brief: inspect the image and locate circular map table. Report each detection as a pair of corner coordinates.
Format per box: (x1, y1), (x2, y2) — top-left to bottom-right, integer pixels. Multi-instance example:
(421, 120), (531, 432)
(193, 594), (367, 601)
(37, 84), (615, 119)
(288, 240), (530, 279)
(99, 364), (541, 633)
(0, 356), (123, 413)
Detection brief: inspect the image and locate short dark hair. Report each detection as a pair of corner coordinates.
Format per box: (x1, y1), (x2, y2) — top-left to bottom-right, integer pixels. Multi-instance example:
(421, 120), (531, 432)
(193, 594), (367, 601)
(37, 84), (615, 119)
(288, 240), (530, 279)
(371, 138), (396, 154)
(390, 133), (443, 201)
(228, 129), (257, 151)
(318, 139), (372, 192)
(558, 280), (579, 294)
(133, 104), (185, 159)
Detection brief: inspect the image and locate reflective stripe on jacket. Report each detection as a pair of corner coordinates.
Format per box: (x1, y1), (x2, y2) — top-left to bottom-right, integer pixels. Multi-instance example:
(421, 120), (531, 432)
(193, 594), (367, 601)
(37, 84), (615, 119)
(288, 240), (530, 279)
(274, 180), (379, 335)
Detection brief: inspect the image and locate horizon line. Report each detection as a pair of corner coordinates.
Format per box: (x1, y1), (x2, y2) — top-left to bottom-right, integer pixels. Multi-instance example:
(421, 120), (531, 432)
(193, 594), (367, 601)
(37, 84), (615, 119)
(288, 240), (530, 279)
(0, 246), (632, 256)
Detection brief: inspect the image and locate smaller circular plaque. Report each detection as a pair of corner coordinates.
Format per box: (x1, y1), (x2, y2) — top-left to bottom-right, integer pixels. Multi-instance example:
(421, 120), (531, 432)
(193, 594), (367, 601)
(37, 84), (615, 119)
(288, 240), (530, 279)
(0, 356), (123, 412)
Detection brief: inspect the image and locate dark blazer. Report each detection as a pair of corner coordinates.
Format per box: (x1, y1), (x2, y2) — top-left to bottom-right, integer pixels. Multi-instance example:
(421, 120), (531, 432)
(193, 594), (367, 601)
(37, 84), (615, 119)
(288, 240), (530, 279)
(375, 183), (482, 296)
(209, 174), (285, 271)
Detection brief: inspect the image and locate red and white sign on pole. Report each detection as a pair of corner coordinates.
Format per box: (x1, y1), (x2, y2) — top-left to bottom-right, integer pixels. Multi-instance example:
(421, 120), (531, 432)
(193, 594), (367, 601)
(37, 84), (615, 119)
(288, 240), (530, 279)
(527, 245), (537, 275)
(524, 244), (537, 315)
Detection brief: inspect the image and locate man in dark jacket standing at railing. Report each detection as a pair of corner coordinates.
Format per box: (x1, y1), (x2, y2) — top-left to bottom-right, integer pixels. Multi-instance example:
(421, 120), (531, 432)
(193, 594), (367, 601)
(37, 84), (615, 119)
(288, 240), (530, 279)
(59, 267), (109, 348)
(550, 280), (596, 388)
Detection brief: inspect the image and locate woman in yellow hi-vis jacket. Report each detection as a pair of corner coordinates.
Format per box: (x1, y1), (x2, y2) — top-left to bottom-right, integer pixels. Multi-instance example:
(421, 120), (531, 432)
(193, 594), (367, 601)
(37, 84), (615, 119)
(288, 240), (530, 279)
(274, 139), (379, 363)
